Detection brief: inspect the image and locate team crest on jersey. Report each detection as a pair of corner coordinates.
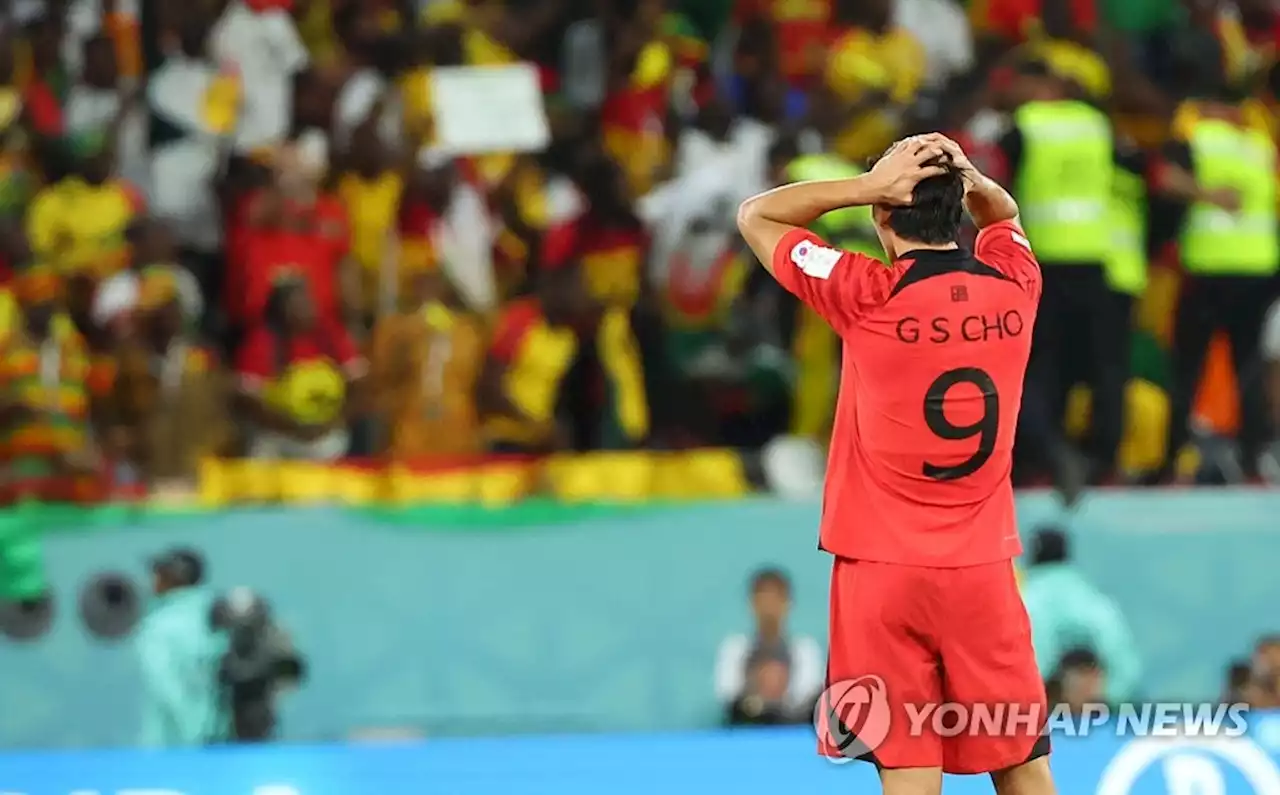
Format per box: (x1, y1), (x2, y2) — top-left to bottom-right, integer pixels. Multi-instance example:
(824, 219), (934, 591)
(791, 241), (842, 279)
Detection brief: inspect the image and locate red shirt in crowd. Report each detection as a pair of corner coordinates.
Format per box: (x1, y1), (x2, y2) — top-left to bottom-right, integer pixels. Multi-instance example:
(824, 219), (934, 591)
(770, 221), (1041, 567)
(735, 0), (832, 86)
(235, 320), (364, 390)
(23, 81), (63, 137)
(543, 215), (648, 306)
(229, 192), (349, 325)
(986, 0), (1096, 39)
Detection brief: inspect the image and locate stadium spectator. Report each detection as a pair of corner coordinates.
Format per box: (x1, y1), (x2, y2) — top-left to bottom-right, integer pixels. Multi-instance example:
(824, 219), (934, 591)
(336, 122), (410, 322)
(238, 134), (352, 330)
(1223, 658), (1267, 705)
(97, 265), (229, 484)
(1013, 0), (1110, 101)
(235, 274), (366, 461)
(725, 650), (811, 726)
(399, 151), (497, 315)
(983, 0), (1097, 44)
(1048, 646), (1107, 716)
(209, 0), (309, 152)
(822, 0), (924, 164)
(0, 51), (35, 222)
(894, 0), (975, 93)
(599, 0), (673, 197)
(477, 266), (595, 453)
(1022, 527), (1141, 702)
(19, 14), (67, 139)
(370, 267), (485, 459)
(146, 12), (230, 299)
(543, 152), (651, 448)
(64, 34), (147, 191)
(1, 264), (99, 502)
(714, 567), (822, 716)
(1251, 635), (1280, 705)
(735, 0), (831, 91)
(26, 122), (142, 282)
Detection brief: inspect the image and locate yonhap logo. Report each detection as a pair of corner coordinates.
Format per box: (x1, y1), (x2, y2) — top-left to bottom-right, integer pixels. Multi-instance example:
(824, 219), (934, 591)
(813, 675), (892, 762)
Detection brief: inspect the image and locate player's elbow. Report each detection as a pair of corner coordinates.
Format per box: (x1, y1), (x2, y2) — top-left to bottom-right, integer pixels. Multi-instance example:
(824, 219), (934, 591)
(736, 196), (764, 236)
(735, 198), (781, 271)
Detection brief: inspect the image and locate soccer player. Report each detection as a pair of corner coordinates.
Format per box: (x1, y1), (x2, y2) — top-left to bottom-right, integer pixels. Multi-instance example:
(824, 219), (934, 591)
(736, 134), (1053, 795)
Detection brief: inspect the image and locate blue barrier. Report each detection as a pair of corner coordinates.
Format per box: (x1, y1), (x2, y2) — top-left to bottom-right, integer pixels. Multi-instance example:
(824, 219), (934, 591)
(7, 720), (1280, 795)
(1, 490), (1278, 747)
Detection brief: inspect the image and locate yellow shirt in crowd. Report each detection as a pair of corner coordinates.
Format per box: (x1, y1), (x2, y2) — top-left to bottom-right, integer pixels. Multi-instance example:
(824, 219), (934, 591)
(825, 27), (924, 162)
(26, 178), (141, 278)
(1024, 37), (1111, 99)
(337, 171), (404, 310)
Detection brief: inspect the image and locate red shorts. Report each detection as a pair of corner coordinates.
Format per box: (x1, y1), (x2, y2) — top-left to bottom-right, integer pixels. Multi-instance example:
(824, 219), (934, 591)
(818, 558), (1049, 774)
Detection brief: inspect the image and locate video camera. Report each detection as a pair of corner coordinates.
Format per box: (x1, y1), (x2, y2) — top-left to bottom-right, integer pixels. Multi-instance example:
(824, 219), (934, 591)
(211, 587), (306, 742)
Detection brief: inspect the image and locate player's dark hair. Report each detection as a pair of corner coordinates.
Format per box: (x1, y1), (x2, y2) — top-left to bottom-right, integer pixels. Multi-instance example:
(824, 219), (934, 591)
(750, 567), (791, 596)
(1029, 526), (1069, 566)
(1057, 647), (1102, 674)
(869, 151), (965, 245)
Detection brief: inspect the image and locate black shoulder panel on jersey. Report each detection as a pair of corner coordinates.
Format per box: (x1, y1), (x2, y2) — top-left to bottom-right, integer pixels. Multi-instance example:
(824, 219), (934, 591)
(888, 249), (1016, 299)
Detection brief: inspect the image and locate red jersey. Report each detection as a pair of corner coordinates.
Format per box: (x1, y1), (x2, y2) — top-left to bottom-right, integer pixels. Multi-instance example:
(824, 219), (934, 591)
(235, 197), (348, 324)
(235, 321), (364, 389)
(772, 221), (1041, 566)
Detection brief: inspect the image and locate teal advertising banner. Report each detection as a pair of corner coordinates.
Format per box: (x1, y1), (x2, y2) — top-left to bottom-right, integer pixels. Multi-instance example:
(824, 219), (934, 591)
(0, 489), (1275, 748)
(7, 725), (1280, 795)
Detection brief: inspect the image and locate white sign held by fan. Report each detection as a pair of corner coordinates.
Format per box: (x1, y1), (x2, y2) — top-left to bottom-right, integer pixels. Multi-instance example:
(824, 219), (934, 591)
(430, 64), (550, 155)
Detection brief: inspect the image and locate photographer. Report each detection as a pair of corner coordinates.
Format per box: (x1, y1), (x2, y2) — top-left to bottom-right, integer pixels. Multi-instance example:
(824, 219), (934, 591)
(214, 587), (306, 742)
(136, 548), (227, 747)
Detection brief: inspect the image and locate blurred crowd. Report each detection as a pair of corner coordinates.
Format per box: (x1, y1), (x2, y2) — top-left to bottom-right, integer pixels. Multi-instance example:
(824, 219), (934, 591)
(2, 0), (1280, 501)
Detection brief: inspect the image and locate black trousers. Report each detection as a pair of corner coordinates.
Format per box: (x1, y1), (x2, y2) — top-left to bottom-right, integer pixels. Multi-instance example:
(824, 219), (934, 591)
(1163, 274), (1275, 476)
(1019, 263), (1129, 479)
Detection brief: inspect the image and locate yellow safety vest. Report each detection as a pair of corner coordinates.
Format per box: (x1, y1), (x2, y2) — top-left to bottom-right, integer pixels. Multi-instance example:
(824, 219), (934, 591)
(1014, 100), (1114, 263)
(1181, 119), (1279, 276)
(786, 155), (883, 261)
(1106, 167), (1148, 296)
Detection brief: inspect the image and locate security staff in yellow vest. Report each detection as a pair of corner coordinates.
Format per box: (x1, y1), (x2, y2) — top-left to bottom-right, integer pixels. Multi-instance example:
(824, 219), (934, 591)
(769, 138), (884, 440)
(997, 61), (1148, 484)
(1151, 82), (1278, 482)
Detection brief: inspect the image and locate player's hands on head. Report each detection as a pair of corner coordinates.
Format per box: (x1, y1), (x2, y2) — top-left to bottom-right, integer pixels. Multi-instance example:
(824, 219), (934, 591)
(869, 136), (949, 206)
(917, 133), (978, 186)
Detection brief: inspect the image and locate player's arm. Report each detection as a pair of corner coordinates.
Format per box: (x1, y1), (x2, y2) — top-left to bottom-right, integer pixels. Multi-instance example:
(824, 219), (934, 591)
(736, 137), (946, 273)
(736, 176), (884, 275)
(962, 169), (1020, 229)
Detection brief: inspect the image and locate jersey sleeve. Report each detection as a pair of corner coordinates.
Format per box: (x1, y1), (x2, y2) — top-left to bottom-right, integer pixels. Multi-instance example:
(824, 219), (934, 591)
(770, 228), (884, 332)
(974, 220), (1041, 303)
